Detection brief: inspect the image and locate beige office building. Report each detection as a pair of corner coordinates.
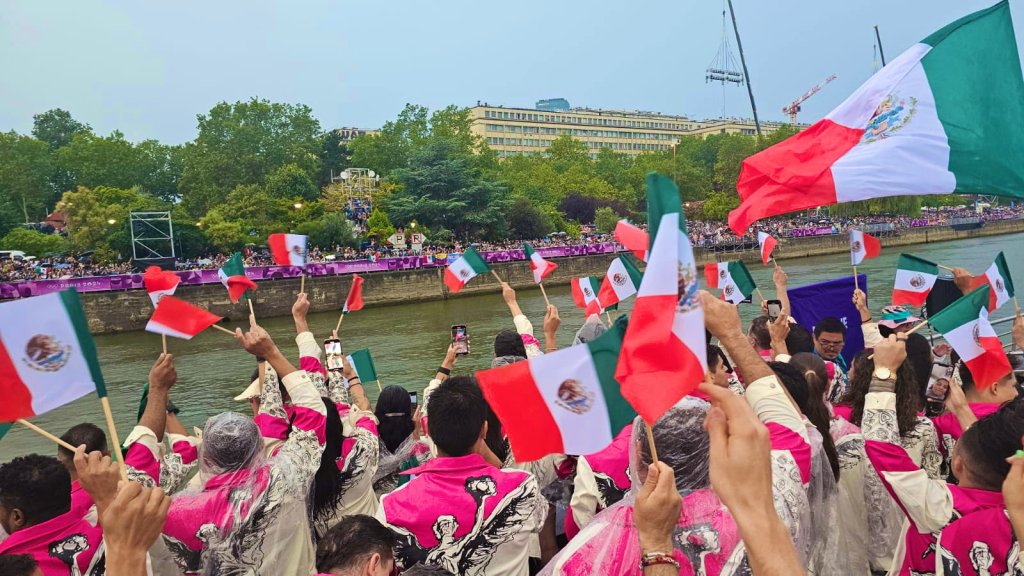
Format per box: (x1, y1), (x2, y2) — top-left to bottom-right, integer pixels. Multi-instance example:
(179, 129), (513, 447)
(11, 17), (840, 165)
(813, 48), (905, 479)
(469, 104), (792, 158)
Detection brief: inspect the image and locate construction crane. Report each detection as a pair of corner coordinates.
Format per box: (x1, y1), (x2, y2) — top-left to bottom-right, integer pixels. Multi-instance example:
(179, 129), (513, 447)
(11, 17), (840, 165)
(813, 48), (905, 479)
(782, 74), (838, 124)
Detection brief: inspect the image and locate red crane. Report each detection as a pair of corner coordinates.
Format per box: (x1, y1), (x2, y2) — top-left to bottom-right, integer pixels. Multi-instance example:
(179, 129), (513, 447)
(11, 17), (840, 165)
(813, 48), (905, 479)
(783, 74), (838, 124)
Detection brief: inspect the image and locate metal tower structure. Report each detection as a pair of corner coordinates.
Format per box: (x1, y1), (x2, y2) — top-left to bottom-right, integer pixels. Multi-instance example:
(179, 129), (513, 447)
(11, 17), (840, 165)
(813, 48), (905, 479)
(130, 211), (175, 261)
(783, 74), (838, 124)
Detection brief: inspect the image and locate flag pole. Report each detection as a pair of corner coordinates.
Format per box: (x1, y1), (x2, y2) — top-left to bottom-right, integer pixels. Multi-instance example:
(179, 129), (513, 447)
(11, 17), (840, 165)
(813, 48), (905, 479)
(867, 320), (929, 359)
(99, 396), (129, 481)
(755, 287), (766, 303)
(16, 419), (77, 451)
(248, 299), (255, 319)
(490, 270), (503, 283)
(644, 422), (659, 463)
(538, 283), (551, 307)
(853, 266), (859, 292)
(210, 324), (237, 336)
(604, 311), (613, 325)
(335, 312), (345, 334)
(300, 274), (306, 294)
(161, 334), (167, 355)
(375, 379), (382, 392)
(1014, 296), (1021, 314)
(938, 264), (956, 272)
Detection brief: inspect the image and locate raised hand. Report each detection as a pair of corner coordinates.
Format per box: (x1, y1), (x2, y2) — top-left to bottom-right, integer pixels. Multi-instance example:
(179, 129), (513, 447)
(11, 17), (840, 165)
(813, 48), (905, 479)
(73, 446), (122, 513)
(635, 462), (681, 553)
(148, 353), (177, 393)
(235, 318), (278, 359)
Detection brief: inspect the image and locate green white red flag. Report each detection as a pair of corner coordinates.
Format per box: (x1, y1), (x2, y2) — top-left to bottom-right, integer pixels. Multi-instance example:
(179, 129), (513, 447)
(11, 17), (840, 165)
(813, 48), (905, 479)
(146, 296), (223, 340)
(218, 252), (257, 304)
(343, 274), (365, 313)
(346, 348), (378, 382)
(850, 230), (881, 265)
(597, 255), (643, 311)
(444, 246), (490, 293)
(614, 220), (648, 262)
(728, 1), (1024, 234)
(477, 316), (636, 461)
(892, 254), (939, 307)
(571, 276), (603, 316)
(0, 290), (107, 421)
(143, 266), (180, 306)
(268, 233), (307, 267)
(704, 261), (756, 304)
(524, 243), (557, 283)
(616, 174), (706, 423)
(757, 232), (777, 265)
(970, 252), (1015, 312)
(927, 285), (1011, 389)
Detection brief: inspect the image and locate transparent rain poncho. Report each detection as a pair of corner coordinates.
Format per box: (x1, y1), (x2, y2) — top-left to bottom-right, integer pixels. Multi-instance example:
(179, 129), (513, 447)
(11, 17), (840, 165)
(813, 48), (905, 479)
(160, 366), (326, 575)
(804, 424), (844, 576)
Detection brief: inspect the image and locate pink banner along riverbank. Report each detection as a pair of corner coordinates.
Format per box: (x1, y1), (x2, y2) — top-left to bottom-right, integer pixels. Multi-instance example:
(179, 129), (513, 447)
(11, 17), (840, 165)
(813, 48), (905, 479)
(0, 244), (622, 300)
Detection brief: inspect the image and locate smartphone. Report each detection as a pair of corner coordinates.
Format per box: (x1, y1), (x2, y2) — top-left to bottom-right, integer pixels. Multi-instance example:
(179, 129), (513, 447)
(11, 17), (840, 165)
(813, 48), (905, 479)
(410, 391), (418, 407)
(324, 338), (343, 372)
(926, 363), (954, 402)
(451, 325), (470, 356)
(766, 299), (783, 321)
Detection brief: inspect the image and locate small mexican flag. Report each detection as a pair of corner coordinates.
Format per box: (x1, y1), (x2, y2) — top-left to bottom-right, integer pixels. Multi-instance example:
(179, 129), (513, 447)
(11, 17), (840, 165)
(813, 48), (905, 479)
(757, 232), (778, 265)
(444, 246), (490, 293)
(146, 297), (223, 340)
(850, 230), (881, 266)
(704, 261), (756, 305)
(614, 220), (649, 262)
(616, 174), (706, 424)
(524, 243), (558, 283)
(0, 290), (107, 421)
(571, 276), (603, 316)
(597, 255), (643, 311)
(143, 266), (180, 306)
(477, 316), (636, 462)
(268, 233), (307, 267)
(927, 285), (1011, 389)
(219, 252), (257, 304)
(343, 274), (365, 313)
(346, 348), (378, 382)
(892, 254), (939, 307)
(970, 252), (1015, 312)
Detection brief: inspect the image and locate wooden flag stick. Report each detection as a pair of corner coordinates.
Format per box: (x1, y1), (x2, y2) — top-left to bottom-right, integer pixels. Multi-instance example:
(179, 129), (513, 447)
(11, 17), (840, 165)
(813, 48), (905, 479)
(1014, 296), (1021, 314)
(490, 270), (503, 284)
(300, 274), (306, 294)
(538, 283), (551, 307)
(100, 396), (129, 481)
(853, 266), (859, 292)
(210, 324), (237, 336)
(604, 311), (613, 325)
(247, 299), (255, 319)
(938, 264), (956, 272)
(868, 320), (929, 359)
(375, 379), (383, 392)
(16, 419), (77, 451)
(755, 287), (766, 303)
(644, 422), (659, 463)
(161, 334), (167, 355)
(335, 312), (345, 334)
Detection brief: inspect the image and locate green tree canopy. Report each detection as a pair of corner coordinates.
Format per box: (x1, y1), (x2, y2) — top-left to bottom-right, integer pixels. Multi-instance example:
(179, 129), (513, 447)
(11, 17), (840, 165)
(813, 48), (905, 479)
(507, 198), (552, 239)
(57, 185), (165, 257)
(0, 131), (55, 224)
(32, 109), (91, 150)
(266, 163), (319, 201)
(365, 207), (395, 240)
(0, 228), (67, 256)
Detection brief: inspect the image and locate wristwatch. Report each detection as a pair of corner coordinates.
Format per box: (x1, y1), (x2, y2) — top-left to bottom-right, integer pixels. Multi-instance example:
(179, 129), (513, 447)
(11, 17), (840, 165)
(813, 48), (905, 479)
(872, 367), (896, 381)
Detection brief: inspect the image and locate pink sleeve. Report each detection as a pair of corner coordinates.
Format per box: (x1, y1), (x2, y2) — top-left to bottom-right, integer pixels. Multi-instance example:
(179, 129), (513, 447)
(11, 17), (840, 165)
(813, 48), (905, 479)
(765, 423), (812, 484)
(745, 375), (812, 483)
(123, 426), (161, 483)
(170, 437), (199, 465)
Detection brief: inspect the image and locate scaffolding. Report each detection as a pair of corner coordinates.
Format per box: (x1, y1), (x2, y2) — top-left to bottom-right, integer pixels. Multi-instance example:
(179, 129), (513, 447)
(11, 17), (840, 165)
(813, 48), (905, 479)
(130, 211), (175, 261)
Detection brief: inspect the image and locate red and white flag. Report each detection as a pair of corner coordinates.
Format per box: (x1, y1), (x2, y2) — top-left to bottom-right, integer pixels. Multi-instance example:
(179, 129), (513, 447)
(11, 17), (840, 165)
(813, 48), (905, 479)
(969, 252), (1015, 312)
(143, 266), (180, 306)
(927, 285), (1011, 389)
(268, 233), (307, 267)
(146, 297), (223, 340)
(849, 230), (881, 266)
(614, 220), (649, 262)
(757, 232), (778, 265)
(523, 243), (557, 283)
(343, 274), (365, 313)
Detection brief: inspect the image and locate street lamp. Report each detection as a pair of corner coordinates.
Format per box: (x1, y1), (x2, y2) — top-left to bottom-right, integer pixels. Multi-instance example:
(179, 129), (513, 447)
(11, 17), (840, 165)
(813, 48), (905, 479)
(107, 219), (117, 225)
(294, 203), (303, 210)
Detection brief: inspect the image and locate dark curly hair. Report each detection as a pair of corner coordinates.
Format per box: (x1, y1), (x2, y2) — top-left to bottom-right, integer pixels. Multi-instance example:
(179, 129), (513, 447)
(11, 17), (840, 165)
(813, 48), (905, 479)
(0, 554), (39, 576)
(837, 354), (921, 436)
(0, 454), (71, 526)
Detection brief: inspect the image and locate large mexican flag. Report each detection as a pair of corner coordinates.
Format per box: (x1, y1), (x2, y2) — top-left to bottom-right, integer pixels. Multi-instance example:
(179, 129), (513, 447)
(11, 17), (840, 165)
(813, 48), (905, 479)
(0, 290), (106, 421)
(477, 316), (636, 461)
(927, 285), (1011, 389)
(729, 1), (1024, 234)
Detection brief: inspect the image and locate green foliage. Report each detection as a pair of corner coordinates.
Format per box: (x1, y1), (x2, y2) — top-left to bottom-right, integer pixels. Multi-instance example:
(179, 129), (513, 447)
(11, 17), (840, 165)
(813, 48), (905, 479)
(0, 228), (67, 256)
(295, 213), (357, 250)
(173, 223), (215, 258)
(317, 130), (350, 187)
(702, 191), (741, 221)
(57, 185), (165, 257)
(266, 163), (319, 201)
(594, 207), (620, 234)
(54, 132), (182, 201)
(365, 208), (395, 240)
(32, 109), (91, 150)
(179, 98), (322, 217)
(507, 198), (552, 239)
(563, 220), (582, 239)
(0, 131), (55, 224)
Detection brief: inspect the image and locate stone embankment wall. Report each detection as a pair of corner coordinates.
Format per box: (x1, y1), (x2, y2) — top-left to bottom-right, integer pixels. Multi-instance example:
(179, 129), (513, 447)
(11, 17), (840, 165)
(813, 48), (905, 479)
(81, 219), (1024, 334)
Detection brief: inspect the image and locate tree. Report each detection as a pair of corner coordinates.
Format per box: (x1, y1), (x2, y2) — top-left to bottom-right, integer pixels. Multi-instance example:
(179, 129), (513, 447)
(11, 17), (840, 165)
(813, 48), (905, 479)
(32, 109), (91, 150)
(266, 163), (319, 201)
(507, 198), (552, 239)
(712, 134), (757, 192)
(546, 135), (590, 173)
(365, 208), (395, 240)
(316, 130), (350, 187)
(349, 104), (429, 176)
(179, 98), (322, 217)
(57, 185), (165, 258)
(57, 131), (142, 191)
(594, 207), (620, 234)
(135, 141), (183, 202)
(296, 213), (357, 250)
(702, 191), (741, 221)
(559, 193), (599, 223)
(0, 228), (67, 256)
(0, 131), (55, 224)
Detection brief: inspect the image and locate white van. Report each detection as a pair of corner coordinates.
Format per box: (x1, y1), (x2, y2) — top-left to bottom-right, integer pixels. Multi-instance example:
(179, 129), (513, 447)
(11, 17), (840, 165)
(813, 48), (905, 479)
(0, 250), (27, 261)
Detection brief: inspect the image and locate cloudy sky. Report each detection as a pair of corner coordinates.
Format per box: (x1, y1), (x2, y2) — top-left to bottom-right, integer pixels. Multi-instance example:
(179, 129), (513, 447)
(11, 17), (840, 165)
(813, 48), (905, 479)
(1, 0), (1019, 144)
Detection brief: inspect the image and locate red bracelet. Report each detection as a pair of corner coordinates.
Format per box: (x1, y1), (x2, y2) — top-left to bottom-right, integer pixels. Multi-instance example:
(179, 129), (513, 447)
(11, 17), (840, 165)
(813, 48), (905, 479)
(639, 551), (680, 570)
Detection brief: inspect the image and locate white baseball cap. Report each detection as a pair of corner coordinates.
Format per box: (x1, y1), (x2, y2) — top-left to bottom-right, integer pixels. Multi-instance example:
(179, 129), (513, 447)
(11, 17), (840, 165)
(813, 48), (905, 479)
(233, 378), (261, 401)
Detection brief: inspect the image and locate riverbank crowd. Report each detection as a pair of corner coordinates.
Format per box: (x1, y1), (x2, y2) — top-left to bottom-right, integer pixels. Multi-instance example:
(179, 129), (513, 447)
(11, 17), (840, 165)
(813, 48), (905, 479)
(1, 251), (1024, 576)
(4, 205), (1021, 283)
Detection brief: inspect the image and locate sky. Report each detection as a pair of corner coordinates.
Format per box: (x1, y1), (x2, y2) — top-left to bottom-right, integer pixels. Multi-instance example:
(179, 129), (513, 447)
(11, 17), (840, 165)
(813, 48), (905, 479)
(2, 0), (1021, 145)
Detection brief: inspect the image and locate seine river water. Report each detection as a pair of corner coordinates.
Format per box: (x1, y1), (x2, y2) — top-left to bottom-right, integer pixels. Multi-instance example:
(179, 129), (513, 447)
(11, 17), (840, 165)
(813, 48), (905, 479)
(3, 232), (1023, 459)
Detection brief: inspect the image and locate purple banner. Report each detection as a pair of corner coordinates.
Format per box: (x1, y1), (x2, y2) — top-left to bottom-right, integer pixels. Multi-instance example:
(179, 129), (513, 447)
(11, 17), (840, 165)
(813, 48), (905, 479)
(788, 226), (836, 238)
(0, 243), (621, 300)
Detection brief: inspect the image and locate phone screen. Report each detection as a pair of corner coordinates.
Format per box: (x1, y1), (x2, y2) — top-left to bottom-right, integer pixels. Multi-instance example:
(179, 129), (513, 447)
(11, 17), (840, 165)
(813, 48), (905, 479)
(766, 300), (783, 321)
(324, 339), (343, 372)
(452, 325), (469, 356)
(325, 340), (342, 355)
(926, 363), (954, 402)
(410, 391), (418, 406)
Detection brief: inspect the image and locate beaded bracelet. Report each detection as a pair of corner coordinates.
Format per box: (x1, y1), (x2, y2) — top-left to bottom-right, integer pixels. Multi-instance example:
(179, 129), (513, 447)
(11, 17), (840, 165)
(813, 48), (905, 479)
(639, 551), (680, 570)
